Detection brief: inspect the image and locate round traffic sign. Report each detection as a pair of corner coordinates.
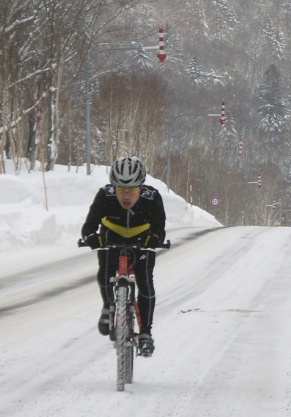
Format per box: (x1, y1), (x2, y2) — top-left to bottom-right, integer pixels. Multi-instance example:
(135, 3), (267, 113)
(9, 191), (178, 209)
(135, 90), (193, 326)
(211, 196), (221, 207)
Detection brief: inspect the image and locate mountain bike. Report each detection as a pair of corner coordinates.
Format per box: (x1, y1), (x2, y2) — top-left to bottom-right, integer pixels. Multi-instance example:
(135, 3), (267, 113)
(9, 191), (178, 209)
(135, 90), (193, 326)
(78, 238), (170, 392)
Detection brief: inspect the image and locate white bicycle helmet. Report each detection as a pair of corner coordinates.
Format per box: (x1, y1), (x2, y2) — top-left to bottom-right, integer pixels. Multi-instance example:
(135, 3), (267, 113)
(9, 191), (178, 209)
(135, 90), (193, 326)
(109, 156), (146, 187)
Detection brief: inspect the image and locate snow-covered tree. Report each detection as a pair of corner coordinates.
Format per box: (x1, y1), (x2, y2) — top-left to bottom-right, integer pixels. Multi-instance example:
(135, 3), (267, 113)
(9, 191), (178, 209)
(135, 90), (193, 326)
(129, 44), (154, 71)
(210, 0), (239, 41)
(186, 56), (228, 87)
(257, 63), (288, 139)
(187, 55), (203, 84)
(263, 20), (286, 60)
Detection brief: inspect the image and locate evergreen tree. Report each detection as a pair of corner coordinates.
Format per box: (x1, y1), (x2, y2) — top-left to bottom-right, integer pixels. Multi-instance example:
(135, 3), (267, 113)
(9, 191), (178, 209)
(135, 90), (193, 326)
(263, 20), (286, 60)
(187, 55), (203, 84)
(211, 0), (238, 40)
(130, 44), (154, 71)
(258, 63), (288, 139)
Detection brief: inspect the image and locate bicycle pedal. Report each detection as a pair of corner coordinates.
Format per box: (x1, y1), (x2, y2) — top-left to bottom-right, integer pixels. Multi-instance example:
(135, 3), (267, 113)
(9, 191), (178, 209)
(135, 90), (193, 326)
(139, 343), (154, 357)
(140, 350), (152, 358)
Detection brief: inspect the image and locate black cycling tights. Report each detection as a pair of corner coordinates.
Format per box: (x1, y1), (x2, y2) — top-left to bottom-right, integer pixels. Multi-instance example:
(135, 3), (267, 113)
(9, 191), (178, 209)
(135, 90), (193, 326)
(97, 249), (156, 332)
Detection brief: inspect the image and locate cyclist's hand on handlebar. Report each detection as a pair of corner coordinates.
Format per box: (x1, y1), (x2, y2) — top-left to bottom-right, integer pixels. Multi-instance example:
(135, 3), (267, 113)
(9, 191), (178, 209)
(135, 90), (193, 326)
(83, 233), (104, 250)
(143, 233), (161, 249)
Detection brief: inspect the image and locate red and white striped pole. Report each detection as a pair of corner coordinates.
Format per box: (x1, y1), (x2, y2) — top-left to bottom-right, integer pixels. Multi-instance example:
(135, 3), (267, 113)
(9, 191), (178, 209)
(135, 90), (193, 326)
(189, 177), (193, 206)
(238, 139), (243, 157)
(220, 100), (226, 125)
(157, 27), (167, 63)
(258, 173), (262, 188)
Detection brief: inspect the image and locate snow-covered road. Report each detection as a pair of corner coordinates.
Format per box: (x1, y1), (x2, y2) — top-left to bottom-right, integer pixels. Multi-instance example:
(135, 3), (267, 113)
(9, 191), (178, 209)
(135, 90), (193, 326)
(2, 226), (291, 417)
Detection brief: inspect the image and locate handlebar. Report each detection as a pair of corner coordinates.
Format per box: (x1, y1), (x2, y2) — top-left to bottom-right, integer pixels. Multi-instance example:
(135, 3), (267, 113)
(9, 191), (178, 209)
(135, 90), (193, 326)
(77, 238), (171, 250)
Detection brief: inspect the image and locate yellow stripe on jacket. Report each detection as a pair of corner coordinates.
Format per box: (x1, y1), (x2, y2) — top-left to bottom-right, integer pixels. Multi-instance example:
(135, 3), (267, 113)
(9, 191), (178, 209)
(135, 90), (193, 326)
(101, 217), (150, 238)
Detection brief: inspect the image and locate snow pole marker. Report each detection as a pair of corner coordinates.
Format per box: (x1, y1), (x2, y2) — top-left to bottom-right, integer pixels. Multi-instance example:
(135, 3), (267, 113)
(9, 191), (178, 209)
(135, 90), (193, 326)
(157, 27), (167, 63)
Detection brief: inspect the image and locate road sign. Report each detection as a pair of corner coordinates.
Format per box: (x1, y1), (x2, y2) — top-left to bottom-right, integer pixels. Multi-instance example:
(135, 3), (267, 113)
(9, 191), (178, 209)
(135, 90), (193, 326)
(211, 196), (221, 207)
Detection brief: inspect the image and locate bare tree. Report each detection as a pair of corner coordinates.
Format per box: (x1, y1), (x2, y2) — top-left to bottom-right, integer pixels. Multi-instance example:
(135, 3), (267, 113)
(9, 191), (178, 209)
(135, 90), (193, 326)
(96, 71), (170, 170)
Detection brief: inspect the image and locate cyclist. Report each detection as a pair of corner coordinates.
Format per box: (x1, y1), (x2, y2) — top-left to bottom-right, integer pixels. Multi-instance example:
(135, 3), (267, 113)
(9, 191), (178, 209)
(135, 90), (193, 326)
(81, 156), (166, 356)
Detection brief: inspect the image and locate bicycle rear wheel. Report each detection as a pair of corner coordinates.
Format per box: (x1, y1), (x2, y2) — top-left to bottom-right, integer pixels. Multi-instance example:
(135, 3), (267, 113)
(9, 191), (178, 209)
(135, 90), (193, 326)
(116, 286), (127, 391)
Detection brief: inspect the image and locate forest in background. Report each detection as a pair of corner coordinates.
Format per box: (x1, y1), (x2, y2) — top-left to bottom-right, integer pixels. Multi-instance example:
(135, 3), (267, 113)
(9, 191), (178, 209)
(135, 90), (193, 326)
(1, 0), (291, 226)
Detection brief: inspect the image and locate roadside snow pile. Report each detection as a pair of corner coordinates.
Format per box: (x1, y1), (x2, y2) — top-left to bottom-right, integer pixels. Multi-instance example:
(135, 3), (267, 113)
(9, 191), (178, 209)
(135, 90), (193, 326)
(1, 161), (221, 253)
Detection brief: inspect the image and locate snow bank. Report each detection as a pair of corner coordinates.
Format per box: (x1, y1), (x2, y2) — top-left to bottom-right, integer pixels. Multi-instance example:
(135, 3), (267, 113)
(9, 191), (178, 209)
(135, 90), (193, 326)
(0, 161), (221, 254)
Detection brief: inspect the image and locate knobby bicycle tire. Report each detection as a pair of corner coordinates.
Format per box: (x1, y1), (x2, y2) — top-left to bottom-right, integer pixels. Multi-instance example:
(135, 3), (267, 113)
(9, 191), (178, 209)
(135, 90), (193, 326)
(124, 305), (135, 384)
(116, 286), (127, 391)
(124, 345), (134, 384)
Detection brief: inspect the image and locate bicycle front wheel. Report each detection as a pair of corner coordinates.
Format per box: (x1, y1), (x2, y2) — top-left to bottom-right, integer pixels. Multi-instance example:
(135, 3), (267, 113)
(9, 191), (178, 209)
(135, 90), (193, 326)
(124, 306), (135, 384)
(116, 286), (127, 392)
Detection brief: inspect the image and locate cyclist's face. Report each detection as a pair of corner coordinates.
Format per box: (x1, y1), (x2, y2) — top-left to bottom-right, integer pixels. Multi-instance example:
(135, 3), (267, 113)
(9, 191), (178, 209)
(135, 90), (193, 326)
(115, 186), (140, 209)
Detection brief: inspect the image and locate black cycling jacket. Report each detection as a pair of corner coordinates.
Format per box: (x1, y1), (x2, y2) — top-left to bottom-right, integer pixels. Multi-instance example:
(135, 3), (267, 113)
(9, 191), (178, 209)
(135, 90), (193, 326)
(81, 184), (166, 244)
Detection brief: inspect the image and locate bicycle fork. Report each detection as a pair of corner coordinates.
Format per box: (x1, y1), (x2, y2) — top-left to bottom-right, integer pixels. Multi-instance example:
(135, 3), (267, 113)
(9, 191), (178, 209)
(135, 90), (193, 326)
(109, 279), (140, 355)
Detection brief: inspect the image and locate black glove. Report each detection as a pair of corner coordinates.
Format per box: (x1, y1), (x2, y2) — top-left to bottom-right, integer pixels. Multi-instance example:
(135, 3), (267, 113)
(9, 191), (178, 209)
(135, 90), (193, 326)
(144, 233), (161, 249)
(83, 233), (104, 250)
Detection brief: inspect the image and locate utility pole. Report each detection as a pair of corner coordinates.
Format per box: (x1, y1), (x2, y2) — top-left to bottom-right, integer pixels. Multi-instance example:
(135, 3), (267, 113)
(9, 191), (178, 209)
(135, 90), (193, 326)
(224, 178), (262, 226)
(166, 105), (224, 191)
